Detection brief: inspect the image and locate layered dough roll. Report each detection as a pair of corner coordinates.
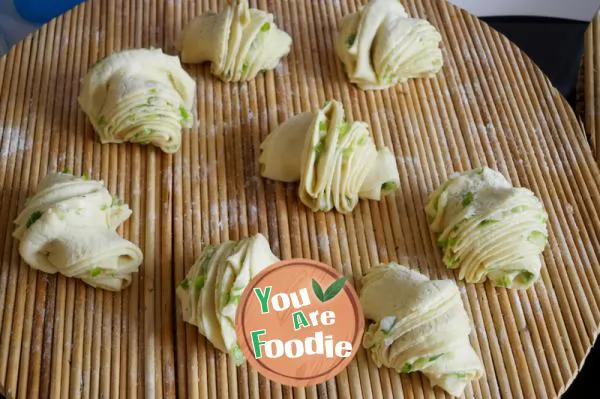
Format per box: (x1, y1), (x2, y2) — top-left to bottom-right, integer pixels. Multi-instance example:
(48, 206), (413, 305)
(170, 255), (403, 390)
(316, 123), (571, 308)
(176, 233), (279, 365)
(78, 48), (196, 153)
(360, 263), (484, 397)
(177, 0), (292, 82)
(13, 172), (143, 291)
(259, 100), (400, 213)
(335, 0), (443, 90)
(425, 167), (549, 289)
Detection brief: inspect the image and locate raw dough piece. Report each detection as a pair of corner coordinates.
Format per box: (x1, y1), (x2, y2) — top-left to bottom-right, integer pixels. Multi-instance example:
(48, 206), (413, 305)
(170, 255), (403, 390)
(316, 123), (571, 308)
(425, 167), (548, 289)
(12, 172), (143, 291)
(78, 48), (196, 153)
(259, 100), (400, 213)
(176, 233), (279, 365)
(335, 0), (443, 90)
(176, 0), (292, 82)
(360, 263), (484, 397)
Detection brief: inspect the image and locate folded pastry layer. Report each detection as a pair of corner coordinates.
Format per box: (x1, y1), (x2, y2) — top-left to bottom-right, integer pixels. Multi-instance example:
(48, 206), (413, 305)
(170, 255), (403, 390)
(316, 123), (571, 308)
(176, 233), (279, 365)
(259, 100), (400, 213)
(78, 48), (196, 153)
(13, 172), (143, 291)
(360, 263), (484, 396)
(177, 0), (292, 82)
(335, 0), (443, 90)
(425, 167), (549, 289)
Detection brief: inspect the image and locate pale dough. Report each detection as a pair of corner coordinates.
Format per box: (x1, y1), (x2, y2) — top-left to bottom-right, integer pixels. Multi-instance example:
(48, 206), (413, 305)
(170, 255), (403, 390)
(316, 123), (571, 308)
(176, 233), (279, 365)
(335, 0), (443, 90)
(78, 48), (196, 153)
(425, 167), (548, 289)
(12, 172), (143, 291)
(177, 0), (292, 82)
(259, 100), (400, 213)
(360, 263), (484, 397)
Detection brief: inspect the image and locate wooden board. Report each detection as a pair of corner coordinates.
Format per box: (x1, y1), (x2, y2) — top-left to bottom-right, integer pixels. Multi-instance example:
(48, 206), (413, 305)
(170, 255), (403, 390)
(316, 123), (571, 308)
(1, 0), (600, 397)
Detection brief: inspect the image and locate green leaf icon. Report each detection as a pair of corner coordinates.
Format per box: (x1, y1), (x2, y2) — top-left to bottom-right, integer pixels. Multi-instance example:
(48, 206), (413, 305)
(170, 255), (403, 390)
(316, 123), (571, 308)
(323, 277), (347, 301)
(312, 279), (325, 302)
(312, 277), (348, 303)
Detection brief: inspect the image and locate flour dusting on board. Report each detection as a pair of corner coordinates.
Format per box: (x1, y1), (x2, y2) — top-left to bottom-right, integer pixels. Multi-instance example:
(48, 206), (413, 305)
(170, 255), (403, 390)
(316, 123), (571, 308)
(0, 128), (32, 158)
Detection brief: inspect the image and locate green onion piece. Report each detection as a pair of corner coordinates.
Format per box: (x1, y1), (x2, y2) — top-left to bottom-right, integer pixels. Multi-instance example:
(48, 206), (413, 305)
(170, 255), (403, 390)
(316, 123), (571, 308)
(528, 231), (546, 242)
(346, 33), (357, 47)
(26, 211), (43, 228)
(338, 121), (350, 138)
(429, 353), (444, 362)
(519, 271), (536, 284)
(319, 119), (327, 132)
(381, 182), (397, 192)
(221, 292), (231, 305)
(89, 267), (102, 277)
(400, 362), (413, 373)
(314, 141), (324, 158)
(445, 254), (460, 267)
(261, 22), (270, 32)
(461, 192), (474, 207)
(179, 279), (190, 290)
(97, 115), (106, 126)
(179, 106), (191, 122)
(228, 294), (241, 305)
(61, 167), (70, 174)
(511, 205), (527, 213)
(479, 219), (498, 227)
(111, 194), (122, 207)
(194, 275), (206, 291)
(496, 275), (512, 288)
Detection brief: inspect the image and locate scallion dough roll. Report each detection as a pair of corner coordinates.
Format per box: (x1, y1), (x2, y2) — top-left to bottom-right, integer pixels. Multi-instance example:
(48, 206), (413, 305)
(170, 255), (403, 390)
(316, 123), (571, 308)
(13, 172), (143, 291)
(176, 233), (279, 365)
(425, 167), (549, 289)
(259, 100), (400, 213)
(335, 0), (443, 90)
(176, 0), (292, 82)
(360, 263), (484, 397)
(78, 48), (196, 153)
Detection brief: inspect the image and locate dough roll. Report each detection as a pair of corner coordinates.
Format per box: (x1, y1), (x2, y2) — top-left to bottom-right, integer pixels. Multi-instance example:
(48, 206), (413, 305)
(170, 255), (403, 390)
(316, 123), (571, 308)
(425, 167), (549, 289)
(78, 48), (196, 153)
(259, 99), (400, 213)
(13, 172), (143, 291)
(177, 0), (292, 82)
(360, 263), (484, 397)
(176, 233), (279, 365)
(335, 0), (443, 90)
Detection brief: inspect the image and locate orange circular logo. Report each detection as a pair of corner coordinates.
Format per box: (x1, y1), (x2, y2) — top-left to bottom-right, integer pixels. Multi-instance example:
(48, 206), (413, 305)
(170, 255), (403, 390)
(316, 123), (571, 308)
(236, 259), (364, 387)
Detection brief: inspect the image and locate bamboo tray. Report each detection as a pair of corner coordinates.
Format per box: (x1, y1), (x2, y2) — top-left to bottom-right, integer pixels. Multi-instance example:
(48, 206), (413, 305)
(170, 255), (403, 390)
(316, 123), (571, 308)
(1, 0), (600, 398)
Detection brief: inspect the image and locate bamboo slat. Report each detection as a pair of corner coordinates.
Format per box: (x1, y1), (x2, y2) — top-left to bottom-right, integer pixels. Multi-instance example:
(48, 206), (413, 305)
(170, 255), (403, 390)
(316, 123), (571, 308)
(0, 0), (599, 398)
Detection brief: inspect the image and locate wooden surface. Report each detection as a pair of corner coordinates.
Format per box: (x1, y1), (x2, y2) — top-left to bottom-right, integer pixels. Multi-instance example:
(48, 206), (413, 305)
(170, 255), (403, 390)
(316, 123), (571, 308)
(1, 0), (600, 398)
